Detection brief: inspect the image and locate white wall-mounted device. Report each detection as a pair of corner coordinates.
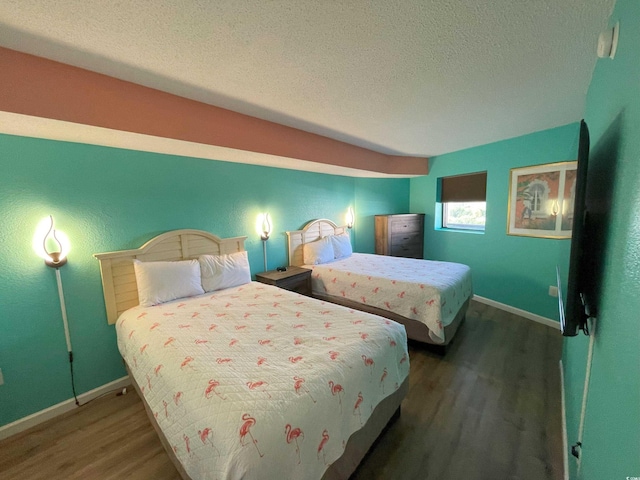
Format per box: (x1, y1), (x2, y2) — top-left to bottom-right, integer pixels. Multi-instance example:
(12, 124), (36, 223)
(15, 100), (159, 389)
(597, 21), (619, 59)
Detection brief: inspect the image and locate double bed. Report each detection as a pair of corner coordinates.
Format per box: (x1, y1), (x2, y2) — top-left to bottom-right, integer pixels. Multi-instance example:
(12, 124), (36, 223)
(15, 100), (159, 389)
(287, 219), (473, 347)
(94, 229), (409, 480)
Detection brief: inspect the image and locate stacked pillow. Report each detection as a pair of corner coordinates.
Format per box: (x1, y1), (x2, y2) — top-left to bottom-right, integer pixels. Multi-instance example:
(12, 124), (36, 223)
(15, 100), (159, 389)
(133, 251), (251, 307)
(303, 233), (353, 265)
(331, 233), (353, 260)
(303, 235), (334, 265)
(198, 251), (251, 293)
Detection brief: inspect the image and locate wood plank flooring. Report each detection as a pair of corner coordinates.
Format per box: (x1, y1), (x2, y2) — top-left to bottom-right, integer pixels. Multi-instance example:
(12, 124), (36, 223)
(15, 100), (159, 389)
(0, 300), (564, 480)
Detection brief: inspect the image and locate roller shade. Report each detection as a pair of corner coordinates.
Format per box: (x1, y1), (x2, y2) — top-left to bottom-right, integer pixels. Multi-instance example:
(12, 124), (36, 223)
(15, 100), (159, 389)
(440, 171), (487, 203)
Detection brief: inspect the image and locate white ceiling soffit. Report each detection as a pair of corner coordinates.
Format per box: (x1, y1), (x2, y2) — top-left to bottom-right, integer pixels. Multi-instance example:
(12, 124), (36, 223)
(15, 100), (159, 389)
(0, 1), (615, 157)
(0, 111), (416, 178)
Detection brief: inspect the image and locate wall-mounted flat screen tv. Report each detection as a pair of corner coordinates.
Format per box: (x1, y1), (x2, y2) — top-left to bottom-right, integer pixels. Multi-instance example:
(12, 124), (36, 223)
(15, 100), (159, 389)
(558, 120), (593, 336)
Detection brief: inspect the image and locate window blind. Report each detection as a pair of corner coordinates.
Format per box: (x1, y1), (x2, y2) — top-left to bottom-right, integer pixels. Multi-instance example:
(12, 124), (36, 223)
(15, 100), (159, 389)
(440, 171), (487, 203)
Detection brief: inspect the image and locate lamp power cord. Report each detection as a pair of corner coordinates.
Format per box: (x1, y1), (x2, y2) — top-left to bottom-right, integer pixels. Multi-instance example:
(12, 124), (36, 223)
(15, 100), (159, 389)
(68, 351), (79, 406)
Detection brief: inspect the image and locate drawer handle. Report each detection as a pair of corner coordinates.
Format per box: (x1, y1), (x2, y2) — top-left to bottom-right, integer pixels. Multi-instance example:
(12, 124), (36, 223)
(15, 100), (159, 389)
(403, 237), (409, 240)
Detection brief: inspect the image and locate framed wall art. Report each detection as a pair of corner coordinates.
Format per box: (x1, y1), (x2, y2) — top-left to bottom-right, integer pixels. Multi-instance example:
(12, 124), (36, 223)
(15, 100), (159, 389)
(507, 161), (577, 239)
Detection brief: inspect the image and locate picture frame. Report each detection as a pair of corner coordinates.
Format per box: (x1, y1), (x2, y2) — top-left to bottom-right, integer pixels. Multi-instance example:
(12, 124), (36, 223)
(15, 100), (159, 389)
(507, 161), (577, 239)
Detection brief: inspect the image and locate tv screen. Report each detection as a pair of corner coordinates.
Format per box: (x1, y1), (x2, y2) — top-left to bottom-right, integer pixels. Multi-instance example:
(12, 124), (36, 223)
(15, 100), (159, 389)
(559, 120), (591, 336)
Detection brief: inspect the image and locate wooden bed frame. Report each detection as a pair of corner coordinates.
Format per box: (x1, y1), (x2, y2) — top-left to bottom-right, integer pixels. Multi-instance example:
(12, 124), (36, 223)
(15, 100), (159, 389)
(94, 228), (406, 479)
(286, 219), (469, 348)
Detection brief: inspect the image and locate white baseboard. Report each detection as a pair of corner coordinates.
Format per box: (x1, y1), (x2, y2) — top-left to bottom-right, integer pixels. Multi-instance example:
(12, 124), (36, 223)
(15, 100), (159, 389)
(472, 295), (560, 330)
(0, 375), (130, 441)
(560, 360), (569, 480)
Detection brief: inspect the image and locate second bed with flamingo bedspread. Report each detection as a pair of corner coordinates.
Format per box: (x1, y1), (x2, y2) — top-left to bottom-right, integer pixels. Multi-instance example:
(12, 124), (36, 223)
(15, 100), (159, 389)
(306, 253), (473, 344)
(116, 281), (409, 480)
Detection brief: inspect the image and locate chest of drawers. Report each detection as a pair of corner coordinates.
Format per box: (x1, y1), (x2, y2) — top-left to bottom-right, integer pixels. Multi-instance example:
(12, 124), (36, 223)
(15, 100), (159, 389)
(374, 214), (425, 259)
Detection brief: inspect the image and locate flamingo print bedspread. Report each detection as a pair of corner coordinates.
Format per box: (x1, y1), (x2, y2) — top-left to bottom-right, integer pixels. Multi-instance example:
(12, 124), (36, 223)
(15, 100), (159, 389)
(307, 253), (472, 343)
(116, 281), (409, 480)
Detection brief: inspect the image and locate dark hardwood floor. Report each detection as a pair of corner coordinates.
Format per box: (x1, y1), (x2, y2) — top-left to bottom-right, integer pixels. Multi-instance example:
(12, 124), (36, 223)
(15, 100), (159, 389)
(352, 301), (564, 480)
(0, 300), (564, 480)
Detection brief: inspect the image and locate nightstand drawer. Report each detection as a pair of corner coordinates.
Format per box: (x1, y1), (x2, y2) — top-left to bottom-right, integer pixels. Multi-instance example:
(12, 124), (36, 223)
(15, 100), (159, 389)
(255, 267), (312, 296)
(278, 275), (311, 295)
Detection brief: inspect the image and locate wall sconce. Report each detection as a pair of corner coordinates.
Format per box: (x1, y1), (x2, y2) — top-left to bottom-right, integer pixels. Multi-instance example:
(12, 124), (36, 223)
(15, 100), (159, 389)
(257, 213), (272, 272)
(33, 215), (71, 267)
(259, 213), (272, 241)
(346, 207), (355, 229)
(33, 216), (78, 405)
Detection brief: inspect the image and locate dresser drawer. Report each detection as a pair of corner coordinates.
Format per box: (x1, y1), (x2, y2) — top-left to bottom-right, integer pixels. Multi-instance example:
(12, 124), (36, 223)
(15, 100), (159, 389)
(390, 244), (423, 258)
(390, 218), (422, 234)
(391, 232), (423, 248)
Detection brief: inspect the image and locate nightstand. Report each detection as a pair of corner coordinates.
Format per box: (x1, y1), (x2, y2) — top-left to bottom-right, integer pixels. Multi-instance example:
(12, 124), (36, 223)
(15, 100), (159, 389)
(255, 266), (312, 296)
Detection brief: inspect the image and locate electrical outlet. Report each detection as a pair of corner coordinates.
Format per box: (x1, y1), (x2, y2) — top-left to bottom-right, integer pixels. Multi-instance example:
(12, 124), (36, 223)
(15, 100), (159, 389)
(0, 368), (4, 386)
(549, 285), (559, 297)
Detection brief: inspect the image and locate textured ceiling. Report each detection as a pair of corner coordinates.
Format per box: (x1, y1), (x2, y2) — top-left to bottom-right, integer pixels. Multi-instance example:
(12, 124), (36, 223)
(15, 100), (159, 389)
(0, 0), (614, 157)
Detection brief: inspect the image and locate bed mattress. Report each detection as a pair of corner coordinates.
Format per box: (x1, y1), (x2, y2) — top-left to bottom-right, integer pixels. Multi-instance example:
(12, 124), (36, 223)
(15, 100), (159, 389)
(306, 253), (472, 344)
(116, 281), (409, 480)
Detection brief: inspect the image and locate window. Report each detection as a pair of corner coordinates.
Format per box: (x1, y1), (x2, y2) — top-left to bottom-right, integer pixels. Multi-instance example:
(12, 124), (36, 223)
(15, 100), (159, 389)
(438, 171), (487, 232)
(442, 201), (486, 230)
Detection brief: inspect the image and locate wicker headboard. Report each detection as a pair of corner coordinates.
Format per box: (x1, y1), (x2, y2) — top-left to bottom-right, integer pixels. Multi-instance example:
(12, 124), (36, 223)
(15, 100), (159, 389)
(286, 219), (348, 267)
(94, 229), (247, 325)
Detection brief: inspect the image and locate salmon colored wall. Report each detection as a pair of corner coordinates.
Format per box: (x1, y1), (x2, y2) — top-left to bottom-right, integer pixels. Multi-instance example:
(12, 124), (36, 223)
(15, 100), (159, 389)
(0, 47), (427, 176)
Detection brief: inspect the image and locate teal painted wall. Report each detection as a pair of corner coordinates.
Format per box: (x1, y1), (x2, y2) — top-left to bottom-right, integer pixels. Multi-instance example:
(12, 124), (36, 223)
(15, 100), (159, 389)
(0, 133), (407, 427)
(410, 124), (578, 319)
(563, 0), (640, 478)
(354, 177), (411, 253)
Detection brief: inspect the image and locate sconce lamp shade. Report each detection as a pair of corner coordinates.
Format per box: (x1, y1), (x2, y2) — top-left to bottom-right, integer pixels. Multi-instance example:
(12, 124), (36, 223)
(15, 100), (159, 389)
(346, 207), (355, 229)
(259, 213), (272, 240)
(33, 216), (70, 268)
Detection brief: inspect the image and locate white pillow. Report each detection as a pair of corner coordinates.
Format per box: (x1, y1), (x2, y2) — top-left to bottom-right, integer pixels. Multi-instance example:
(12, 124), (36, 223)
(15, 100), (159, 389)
(198, 251), (251, 292)
(133, 259), (204, 307)
(303, 236), (335, 265)
(331, 233), (353, 259)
